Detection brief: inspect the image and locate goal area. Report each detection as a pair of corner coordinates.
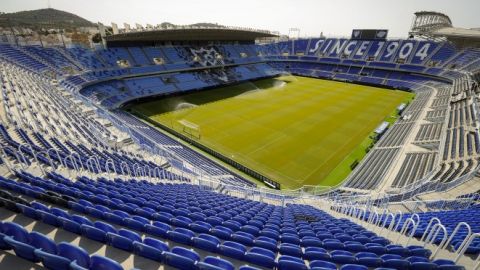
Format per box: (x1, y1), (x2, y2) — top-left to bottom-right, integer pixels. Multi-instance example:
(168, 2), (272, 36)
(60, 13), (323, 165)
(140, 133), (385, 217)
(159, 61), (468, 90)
(175, 119), (201, 140)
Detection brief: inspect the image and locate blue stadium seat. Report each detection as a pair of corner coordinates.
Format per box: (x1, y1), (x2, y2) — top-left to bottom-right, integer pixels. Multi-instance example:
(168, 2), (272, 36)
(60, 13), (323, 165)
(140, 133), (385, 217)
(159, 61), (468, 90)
(277, 255), (308, 270)
(72, 215), (94, 227)
(57, 242), (91, 268)
(410, 262), (439, 270)
(367, 245), (388, 255)
(310, 259), (338, 269)
(124, 215), (149, 231)
(239, 265), (262, 270)
(387, 246), (410, 257)
(433, 259), (456, 266)
(37, 209), (60, 226)
(1, 222), (29, 242)
(94, 221), (117, 234)
(382, 257), (410, 269)
(90, 255), (124, 270)
(80, 224), (108, 243)
(301, 236), (323, 247)
(218, 241), (247, 259)
(244, 247), (277, 268)
(279, 242), (303, 257)
(407, 256), (430, 263)
(324, 240), (346, 250)
(133, 237), (169, 262)
(58, 216), (82, 234)
(231, 231), (255, 246)
(254, 236), (278, 251)
(34, 249), (72, 270)
(104, 212), (125, 226)
(406, 246), (432, 258)
(331, 250), (356, 264)
(171, 216), (193, 228)
(303, 246), (331, 261)
(355, 252), (382, 267)
(3, 236), (38, 262)
(31, 202), (50, 212)
(280, 233), (301, 245)
(190, 221), (212, 233)
(107, 229), (142, 251)
(144, 221), (171, 238)
(16, 203), (38, 219)
(163, 247), (200, 270)
(192, 233), (221, 252)
(167, 227), (195, 245)
(197, 256), (235, 270)
(29, 231), (57, 254)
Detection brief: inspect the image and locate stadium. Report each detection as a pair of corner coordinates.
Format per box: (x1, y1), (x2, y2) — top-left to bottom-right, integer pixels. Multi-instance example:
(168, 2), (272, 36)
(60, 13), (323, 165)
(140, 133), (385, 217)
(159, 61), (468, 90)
(0, 1), (479, 269)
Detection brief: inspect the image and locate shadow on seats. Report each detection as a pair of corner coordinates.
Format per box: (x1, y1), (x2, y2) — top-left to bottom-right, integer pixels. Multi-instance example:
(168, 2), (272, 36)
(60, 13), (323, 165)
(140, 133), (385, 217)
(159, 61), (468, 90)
(105, 246), (132, 264)
(0, 250), (45, 269)
(0, 209), (15, 220)
(30, 220), (56, 235)
(133, 255), (165, 270)
(78, 236), (104, 253)
(52, 227), (79, 243)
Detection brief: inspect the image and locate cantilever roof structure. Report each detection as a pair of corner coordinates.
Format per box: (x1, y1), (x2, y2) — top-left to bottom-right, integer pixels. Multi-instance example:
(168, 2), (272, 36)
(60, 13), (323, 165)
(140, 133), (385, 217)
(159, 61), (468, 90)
(409, 11), (480, 46)
(432, 27), (480, 40)
(105, 27), (278, 46)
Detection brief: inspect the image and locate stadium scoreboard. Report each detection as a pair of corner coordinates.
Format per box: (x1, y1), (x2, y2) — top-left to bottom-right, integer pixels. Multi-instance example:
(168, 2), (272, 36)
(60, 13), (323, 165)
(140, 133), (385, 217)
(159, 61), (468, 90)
(351, 29), (388, 40)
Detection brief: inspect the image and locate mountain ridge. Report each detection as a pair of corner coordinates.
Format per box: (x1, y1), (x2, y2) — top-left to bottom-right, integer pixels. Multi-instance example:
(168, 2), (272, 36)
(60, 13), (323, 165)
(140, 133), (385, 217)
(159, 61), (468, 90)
(0, 8), (95, 29)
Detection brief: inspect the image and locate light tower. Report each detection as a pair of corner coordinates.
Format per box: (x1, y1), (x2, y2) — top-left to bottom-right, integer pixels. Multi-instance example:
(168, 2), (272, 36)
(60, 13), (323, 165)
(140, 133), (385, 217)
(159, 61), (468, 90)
(288, 28), (300, 39)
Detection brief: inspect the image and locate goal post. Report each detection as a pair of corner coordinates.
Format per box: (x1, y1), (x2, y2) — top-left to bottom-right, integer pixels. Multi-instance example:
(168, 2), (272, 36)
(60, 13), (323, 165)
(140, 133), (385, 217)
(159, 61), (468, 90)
(176, 119), (201, 140)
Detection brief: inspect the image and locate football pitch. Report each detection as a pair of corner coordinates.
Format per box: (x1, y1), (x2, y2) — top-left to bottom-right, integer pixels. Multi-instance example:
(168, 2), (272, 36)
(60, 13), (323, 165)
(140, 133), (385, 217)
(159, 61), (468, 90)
(129, 76), (413, 189)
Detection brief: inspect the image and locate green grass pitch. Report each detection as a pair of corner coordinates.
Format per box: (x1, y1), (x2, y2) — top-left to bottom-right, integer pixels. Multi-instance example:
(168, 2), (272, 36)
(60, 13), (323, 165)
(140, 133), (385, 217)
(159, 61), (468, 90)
(129, 76), (413, 189)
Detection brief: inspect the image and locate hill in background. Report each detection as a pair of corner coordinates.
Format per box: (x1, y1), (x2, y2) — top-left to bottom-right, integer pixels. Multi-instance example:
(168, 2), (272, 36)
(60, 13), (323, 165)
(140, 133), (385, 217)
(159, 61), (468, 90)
(0, 8), (228, 32)
(0, 8), (95, 30)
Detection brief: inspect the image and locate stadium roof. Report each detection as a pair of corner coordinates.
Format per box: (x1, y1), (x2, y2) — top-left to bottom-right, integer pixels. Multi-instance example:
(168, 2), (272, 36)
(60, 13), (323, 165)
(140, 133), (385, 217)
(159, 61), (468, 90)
(413, 11), (453, 25)
(432, 27), (480, 40)
(105, 27), (278, 45)
(409, 11), (480, 46)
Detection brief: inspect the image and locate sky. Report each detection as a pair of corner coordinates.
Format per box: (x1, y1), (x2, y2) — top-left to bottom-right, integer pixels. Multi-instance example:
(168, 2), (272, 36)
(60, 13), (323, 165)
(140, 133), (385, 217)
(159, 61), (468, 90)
(1, 0), (479, 38)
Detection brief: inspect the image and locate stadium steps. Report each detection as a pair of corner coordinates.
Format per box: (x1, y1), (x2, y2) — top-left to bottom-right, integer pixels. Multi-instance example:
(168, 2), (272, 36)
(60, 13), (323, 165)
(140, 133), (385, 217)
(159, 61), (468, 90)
(17, 47), (59, 71)
(422, 43), (444, 66)
(381, 71), (391, 85)
(125, 48), (138, 66)
(52, 47), (85, 71)
(384, 203), (416, 214)
(417, 174), (480, 201)
(360, 42), (375, 61)
(139, 47), (155, 65)
(374, 43), (389, 62)
(8, 127), (33, 148)
(0, 109), (8, 127)
(0, 166), (13, 180)
(93, 50), (113, 68)
(412, 141), (440, 151)
(322, 201), (479, 269)
(405, 42), (421, 64)
(441, 50), (465, 68)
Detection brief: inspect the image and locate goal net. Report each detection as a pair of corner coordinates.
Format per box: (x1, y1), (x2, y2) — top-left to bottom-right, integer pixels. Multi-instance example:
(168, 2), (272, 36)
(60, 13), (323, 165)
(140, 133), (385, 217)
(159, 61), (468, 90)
(176, 119), (201, 140)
